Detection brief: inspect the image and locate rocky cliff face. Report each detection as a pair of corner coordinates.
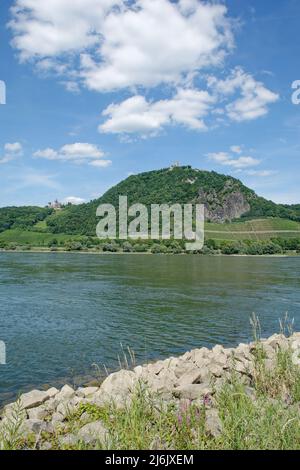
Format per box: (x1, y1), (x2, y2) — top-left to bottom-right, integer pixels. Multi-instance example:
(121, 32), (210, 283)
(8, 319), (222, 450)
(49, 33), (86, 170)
(198, 183), (251, 223)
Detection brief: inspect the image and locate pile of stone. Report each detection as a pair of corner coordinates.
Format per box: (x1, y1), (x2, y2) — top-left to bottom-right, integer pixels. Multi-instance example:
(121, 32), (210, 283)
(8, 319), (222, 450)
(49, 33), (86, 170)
(1, 333), (300, 448)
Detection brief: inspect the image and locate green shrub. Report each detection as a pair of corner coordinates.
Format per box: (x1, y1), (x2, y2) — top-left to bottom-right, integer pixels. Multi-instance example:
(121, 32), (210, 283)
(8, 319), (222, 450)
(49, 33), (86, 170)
(151, 244), (168, 254)
(102, 242), (119, 252)
(133, 243), (149, 253)
(122, 242), (134, 252)
(65, 241), (83, 251)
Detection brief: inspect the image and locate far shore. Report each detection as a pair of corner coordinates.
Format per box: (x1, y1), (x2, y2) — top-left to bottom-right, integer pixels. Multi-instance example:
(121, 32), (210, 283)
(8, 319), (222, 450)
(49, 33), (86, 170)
(0, 248), (295, 257)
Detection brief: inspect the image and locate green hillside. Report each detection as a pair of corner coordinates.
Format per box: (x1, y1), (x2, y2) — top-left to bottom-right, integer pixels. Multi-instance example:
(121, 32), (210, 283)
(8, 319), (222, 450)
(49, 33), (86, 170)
(1, 167), (300, 254)
(205, 218), (300, 241)
(0, 206), (52, 233)
(43, 167), (300, 236)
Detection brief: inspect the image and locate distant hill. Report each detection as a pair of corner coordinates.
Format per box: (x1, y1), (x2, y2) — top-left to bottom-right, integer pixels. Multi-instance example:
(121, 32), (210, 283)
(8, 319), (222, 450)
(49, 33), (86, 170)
(0, 206), (52, 233)
(1, 166), (300, 238)
(44, 166), (300, 236)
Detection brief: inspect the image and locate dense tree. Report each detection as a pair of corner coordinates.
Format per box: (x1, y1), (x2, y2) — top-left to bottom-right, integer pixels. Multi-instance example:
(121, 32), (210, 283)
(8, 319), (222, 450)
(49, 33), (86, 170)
(0, 206), (52, 233)
(44, 167), (300, 237)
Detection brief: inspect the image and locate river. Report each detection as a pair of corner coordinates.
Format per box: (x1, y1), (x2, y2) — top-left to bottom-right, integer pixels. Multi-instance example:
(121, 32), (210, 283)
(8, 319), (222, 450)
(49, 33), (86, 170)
(0, 252), (300, 404)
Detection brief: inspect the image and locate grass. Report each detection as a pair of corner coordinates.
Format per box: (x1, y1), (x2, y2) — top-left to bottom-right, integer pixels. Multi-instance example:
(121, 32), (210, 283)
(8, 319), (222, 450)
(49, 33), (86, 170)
(33, 220), (48, 231)
(217, 380), (300, 450)
(206, 217), (300, 232)
(205, 217), (300, 241)
(1, 217), (300, 248)
(0, 229), (83, 246)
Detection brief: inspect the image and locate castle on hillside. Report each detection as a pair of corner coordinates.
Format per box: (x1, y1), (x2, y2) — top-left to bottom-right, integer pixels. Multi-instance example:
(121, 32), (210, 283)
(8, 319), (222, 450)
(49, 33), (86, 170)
(48, 199), (63, 210)
(170, 161), (180, 170)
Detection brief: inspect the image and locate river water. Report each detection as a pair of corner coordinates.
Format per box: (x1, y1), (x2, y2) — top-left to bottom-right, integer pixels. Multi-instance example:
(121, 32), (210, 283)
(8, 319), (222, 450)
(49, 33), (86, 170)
(0, 252), (300, 404)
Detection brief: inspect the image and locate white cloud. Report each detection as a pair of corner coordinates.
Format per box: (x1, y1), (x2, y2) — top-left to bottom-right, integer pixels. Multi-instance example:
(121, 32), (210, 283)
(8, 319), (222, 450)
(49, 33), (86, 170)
(99, 66), (279, 137)
(0, 142), (23, 164)
(60, 81), (81, 94)
(207, 145), (276, 178)
(9, 0), (233, 91)
(81, 0), (233, 92)
(89, 159), (112, 168)
(0, 156), (14, 165)
(9, 0), (121, 60)
(9, 2), (279, 137)
(246, 169), (276, 177)
(208, 67), (279, 121)
(63, 196), (86, 205)
(8, 169), (61, 190)
(4, 142), (23, 154)
(59, 143), (104, 159)
(230, 145), (242, 154)
(100, 88), (215, 135)
(208, 151), (260, 169)
(33, 142), (110, 167)
(34, 148), (58, 160)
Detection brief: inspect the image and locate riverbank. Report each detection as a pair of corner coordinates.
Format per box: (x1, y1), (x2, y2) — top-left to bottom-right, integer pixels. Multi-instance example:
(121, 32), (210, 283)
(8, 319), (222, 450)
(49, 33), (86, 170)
(1, 331), (300, 450)
(0, 248), (294, 257)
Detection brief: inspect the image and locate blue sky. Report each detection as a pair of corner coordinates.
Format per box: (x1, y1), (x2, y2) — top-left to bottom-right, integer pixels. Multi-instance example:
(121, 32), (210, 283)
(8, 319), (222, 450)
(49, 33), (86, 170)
(0, 0), (300, 207)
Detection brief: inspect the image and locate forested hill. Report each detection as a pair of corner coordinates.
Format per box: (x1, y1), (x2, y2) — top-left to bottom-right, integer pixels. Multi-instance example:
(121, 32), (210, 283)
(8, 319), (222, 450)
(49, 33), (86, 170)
(1, 166), (300, 237)
(0, 206), (52, 233)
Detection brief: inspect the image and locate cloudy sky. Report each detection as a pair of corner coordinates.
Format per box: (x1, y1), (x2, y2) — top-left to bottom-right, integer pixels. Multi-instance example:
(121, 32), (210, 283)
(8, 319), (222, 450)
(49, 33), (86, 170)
(0, 0), (300, 206)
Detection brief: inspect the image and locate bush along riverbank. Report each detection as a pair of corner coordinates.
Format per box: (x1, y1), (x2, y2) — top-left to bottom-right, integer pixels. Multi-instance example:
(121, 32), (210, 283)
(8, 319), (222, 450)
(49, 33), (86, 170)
(1, 236), (300, 255)
(2, 331), (300, 450)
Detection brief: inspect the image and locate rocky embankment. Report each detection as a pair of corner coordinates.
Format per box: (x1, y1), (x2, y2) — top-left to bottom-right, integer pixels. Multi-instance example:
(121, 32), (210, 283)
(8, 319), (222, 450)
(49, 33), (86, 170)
(1, 332), (300, 449)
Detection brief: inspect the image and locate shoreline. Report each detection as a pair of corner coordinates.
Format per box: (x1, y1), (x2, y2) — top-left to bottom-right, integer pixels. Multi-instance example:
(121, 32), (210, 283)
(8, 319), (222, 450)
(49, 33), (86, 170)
(1, 332), (300, 450)
(0, 248), (294, 258)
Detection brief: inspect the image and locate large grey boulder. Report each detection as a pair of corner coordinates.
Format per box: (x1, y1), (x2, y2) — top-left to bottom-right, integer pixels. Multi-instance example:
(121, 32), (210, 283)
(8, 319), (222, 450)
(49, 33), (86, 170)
(177, 368), (201, 386)
(177, 366), (210, 387)
(292, 349), (300, 366)
(174, 383), (212, 401)
(77, 387), (99, 398)
(55, 384), (75, 402)
(181, 350), (192, 361)
(208, 363), (223, 377)
(18, 390), (50, 410)
(133, 365), (144, 377)
(174, 359), (193, 379)
(55, 396), (86, 420)
(259, 343), (276, 359)
(77, 421), (108, 446)
(233, 359), (253, 375)
(145, 372), (175, 400)
(58, 433), (79, 447)
(291, 338), (300, 350)
(99, 370), (138, 406)
(46, 387), (59, 398)
(56, 402), (73, 420)
(214, 355), (228, 367)
(23, 418), (53, 435)
(145, 361), (165, 376)
(191, 349), (210, 368)
(27, 405), (48, 421)
(51, 411), (65, 424)
(205, 409), (222, 438)
(163, 357), (180, 370)
(234, 343), (252, 362)
(40, 442), (53, 450)
(266, 334), (289, 351)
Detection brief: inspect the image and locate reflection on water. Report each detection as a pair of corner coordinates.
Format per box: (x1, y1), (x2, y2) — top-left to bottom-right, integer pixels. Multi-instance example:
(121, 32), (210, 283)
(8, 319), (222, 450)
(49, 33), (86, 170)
(0, 252), (299, 403)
